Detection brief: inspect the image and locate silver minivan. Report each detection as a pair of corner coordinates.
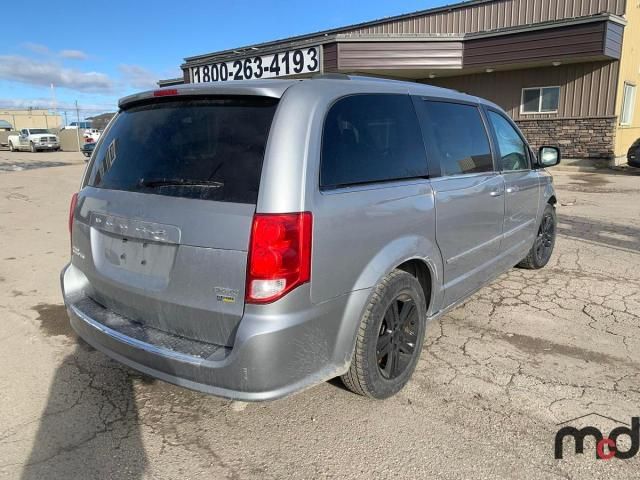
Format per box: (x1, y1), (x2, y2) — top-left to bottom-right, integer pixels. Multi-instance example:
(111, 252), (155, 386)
(61, 76), (560, 400)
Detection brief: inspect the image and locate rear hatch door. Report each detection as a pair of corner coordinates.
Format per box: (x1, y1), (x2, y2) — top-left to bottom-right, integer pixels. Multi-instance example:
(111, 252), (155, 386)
(72, 95), (279, 346)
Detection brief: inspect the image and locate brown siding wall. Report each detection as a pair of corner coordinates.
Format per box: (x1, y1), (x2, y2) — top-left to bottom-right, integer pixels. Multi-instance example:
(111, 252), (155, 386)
(427, 61), (620, 120)
(343, 0), (625, 35)
(464, 22), (615, 67)
(604, 21), (624, 57)
(346, 0), (625, 35)
(323, 43), (338, 72)
(338, 42), (463, 70)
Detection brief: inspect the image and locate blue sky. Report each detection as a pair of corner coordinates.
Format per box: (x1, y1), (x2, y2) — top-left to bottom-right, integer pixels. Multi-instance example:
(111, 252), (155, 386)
(0, 0), (448, 121)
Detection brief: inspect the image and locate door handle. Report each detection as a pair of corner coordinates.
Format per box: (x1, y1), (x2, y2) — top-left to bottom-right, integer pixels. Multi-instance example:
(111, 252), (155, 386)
(489, 190), (504, 197)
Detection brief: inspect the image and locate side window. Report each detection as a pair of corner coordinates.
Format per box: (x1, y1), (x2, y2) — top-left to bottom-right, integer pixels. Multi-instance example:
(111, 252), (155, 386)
(415, 100), (493, 177)
(320, 94), (428, 189)
(487, 111), (529, 172)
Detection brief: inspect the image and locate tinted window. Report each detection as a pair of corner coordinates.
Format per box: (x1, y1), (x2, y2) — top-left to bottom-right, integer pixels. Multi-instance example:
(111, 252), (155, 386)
(488, 111), (529, 171)
(86, 97), (278, 204)
(320, 94), (428, 188)
(416, 101), (493, 176)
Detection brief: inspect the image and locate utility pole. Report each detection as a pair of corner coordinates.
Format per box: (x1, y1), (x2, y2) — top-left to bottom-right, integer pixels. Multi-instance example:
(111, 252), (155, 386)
(64, 111), (68, 127)
(75, 100), (81, 152)
(51, 84), (56, 113)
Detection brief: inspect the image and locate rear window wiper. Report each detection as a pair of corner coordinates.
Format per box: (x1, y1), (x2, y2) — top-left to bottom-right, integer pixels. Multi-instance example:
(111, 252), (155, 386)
(138, 178), (224, 188)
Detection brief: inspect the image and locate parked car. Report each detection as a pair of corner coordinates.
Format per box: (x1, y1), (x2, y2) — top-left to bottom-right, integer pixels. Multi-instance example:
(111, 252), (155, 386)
(81, 141), (96, 159)
(8, 129), (60, 152)
(628, 138), (640, 168)
(61, 77), (561, 401)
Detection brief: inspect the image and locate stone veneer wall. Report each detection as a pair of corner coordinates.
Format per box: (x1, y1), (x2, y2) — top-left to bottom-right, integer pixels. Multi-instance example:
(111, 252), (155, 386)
(515, 116), (617, 159)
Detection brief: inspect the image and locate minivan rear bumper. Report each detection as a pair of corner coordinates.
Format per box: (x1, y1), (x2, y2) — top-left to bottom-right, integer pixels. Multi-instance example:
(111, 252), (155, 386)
(61, 263), (370, 401)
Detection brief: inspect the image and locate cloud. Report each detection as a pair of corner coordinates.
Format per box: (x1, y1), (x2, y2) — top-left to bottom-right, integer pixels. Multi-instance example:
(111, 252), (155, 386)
(22, 42), (50, 55)
(118, 64), (159, 90)
(0, 55), (113, 93)
(59, 49), (89, 60)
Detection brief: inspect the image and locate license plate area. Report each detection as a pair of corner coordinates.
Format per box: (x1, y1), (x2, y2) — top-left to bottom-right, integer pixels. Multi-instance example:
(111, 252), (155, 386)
(89, 213), (180, 291)
(102, 232), (172, 272)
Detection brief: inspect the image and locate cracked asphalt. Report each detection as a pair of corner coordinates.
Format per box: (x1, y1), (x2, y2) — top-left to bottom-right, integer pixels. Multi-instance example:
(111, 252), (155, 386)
(1, 151), (639, 479)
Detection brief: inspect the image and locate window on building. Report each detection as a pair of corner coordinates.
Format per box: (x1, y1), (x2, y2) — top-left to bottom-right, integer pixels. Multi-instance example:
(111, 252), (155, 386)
(414, 100), (493, 177)
(521, 87), (560, 114)
(488, 111), (529, 171)
(320, 94), (428, 189)
(621, 82), (637, 126)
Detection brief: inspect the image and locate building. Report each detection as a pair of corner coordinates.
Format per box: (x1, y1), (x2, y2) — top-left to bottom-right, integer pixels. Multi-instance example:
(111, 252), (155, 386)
(157, 77), (186, 88)
(0, 109), (63, 131)
(86, 113), (116, 131)
(162, 0), (640, 164)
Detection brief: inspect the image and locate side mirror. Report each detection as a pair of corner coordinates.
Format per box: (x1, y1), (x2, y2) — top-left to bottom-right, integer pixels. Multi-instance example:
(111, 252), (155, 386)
(538, 146), (561, 168)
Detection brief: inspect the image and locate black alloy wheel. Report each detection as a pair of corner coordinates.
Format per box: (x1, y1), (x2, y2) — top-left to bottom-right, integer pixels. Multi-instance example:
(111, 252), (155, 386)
(341, 269), (427, 399)
(376, 294), (418, 380)
(518, 203), (557, 269)
(534, 209), (555, 265)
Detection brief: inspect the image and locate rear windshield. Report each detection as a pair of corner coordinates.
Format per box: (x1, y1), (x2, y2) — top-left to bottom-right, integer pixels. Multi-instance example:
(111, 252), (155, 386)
(86, 96), (278, 204)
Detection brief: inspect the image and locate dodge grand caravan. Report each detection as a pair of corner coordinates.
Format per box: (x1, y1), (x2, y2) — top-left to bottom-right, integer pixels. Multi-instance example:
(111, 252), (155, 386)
(61, 76), (561, 400)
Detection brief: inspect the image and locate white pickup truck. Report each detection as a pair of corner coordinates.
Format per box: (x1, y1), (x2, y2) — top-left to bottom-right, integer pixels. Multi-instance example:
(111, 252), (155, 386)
(8, 129), (60, 152)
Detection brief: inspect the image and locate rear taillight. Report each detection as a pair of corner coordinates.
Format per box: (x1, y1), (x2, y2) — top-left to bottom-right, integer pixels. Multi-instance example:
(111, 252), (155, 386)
(246, 212), (312, 304)
(69, 192), (78, 236)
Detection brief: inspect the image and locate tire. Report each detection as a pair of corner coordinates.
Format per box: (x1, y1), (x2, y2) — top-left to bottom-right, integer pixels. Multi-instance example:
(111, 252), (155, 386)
(30, 142), (37, 153)
(341, 269), (427, 399)
(8, 141), (14, 152)
(518, 203), (557, 269)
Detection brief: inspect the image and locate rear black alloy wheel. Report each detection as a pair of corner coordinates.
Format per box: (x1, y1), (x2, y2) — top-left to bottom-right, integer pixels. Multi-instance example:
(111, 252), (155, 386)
(377, 294), (418, 380)
(342, 269), (427, 399)
(518, 203), (557, 269)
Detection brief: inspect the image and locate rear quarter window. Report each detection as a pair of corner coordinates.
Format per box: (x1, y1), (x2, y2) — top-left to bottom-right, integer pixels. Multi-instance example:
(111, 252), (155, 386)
(86, 96), (278, 204)
(320, 94), (428, 189)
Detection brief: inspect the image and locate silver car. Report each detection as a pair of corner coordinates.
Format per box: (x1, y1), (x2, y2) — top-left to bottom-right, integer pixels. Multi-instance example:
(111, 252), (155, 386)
(61, 76), (560, 400)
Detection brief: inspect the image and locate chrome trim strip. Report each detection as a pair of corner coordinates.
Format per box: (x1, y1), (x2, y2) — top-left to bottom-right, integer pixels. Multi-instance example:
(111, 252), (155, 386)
(90, 212), (181, 244)
(502, 218), (536, 239)
(446, 234), (502, 265)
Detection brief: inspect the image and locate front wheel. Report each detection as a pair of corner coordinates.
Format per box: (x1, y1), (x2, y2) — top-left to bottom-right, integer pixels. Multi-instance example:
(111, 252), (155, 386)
(341, 270), (427, 399)
(518, 203), (557, 269)
(30, 142), (37, 153)
(8, 141), (14, 152)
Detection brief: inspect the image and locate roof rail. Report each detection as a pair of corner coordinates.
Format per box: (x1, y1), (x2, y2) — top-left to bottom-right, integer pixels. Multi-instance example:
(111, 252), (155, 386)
(311, 73), (351, 80)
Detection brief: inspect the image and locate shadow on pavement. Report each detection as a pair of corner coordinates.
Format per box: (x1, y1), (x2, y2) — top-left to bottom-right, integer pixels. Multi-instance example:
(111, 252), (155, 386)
(20, 339), (148, 480)
(557, 214), (640, 253)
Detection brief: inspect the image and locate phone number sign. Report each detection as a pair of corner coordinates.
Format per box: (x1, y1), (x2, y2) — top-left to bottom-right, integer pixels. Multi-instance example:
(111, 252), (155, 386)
(190, 46), (321, 83)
